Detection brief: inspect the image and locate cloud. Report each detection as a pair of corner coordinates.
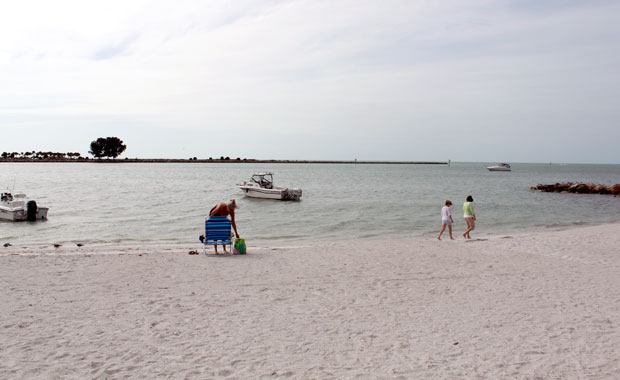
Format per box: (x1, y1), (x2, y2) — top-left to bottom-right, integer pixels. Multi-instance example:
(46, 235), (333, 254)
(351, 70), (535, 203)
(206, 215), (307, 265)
(90, 34), (140, 60)
(1, 0), (619, 162)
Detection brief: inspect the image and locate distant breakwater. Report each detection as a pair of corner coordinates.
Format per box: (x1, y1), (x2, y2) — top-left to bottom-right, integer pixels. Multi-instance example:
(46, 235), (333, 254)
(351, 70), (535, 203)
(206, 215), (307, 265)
(531, 182), (620, 196)
(0, 158), (448, 165)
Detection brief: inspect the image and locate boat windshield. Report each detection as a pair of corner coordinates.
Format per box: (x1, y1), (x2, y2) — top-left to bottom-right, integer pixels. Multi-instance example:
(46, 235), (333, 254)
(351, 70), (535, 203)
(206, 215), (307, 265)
(251, 174), (273, 188)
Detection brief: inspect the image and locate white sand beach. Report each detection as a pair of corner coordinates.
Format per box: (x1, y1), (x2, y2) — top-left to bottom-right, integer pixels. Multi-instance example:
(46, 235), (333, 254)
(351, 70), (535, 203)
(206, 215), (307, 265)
(2, 224), (620, 379)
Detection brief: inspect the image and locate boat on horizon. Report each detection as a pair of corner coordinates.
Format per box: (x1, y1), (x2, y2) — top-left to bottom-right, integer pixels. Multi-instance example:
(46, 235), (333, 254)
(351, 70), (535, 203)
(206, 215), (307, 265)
(236, 172), (302, 201)
(487, 163), (512, 172)
(0, 192), (49, 221)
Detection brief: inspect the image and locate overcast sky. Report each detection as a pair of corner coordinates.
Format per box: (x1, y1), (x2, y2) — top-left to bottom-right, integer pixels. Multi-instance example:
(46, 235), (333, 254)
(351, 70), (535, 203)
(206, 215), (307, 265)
(1, 0), (619, 163)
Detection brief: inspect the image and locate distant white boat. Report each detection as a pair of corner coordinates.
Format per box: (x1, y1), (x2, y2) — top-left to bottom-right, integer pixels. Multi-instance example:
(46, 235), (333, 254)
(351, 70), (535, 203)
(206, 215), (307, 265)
(236, 172), (302, 201)
(487, 163), (511, 172)
(0, 192), (49, 221)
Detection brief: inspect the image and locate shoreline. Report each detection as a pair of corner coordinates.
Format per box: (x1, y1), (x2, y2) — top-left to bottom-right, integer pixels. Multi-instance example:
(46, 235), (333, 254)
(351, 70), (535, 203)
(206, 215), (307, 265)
(2, 220), (618, 256)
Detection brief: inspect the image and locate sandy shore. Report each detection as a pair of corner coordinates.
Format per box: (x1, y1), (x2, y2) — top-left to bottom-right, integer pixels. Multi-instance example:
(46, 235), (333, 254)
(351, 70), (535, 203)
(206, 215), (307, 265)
(2, 225), (620, 379)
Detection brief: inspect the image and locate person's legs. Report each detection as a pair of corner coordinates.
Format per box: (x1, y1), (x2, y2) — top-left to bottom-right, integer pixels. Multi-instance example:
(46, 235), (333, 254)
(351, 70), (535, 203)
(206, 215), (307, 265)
(464, 218), (474, 239)
(438, 224), (447, 240)
(448, 224), (453, 239)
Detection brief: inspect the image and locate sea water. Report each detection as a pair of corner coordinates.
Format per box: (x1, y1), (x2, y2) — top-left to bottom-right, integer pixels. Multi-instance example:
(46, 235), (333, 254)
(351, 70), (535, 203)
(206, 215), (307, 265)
(1, 162), (620, 248)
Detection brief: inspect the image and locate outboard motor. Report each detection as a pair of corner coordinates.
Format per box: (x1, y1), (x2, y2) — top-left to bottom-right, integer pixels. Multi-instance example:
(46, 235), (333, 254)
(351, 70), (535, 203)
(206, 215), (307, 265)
(284, 188), (302, 201)
(27, 200), (38, 221)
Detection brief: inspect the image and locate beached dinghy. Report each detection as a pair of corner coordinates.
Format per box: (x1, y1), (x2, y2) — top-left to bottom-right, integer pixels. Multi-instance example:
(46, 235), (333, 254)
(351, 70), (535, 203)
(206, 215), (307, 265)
(0, 192), (49, 221)
(236, 172), (302, 201)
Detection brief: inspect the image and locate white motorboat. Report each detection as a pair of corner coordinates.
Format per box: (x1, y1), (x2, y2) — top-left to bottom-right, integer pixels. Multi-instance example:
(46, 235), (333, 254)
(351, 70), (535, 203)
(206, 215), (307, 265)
(236, 172), (302, 201)
(487, 163), (511, 172)
(0, 192), (49, 221)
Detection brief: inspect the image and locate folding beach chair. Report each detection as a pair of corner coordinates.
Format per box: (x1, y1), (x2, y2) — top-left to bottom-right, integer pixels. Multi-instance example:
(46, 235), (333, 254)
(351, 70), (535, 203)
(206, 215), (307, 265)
(203, 216), (233, 255)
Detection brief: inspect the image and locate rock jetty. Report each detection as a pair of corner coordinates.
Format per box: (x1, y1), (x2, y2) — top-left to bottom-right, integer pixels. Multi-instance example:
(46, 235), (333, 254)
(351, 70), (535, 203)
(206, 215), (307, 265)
(530, 182), (620, 195)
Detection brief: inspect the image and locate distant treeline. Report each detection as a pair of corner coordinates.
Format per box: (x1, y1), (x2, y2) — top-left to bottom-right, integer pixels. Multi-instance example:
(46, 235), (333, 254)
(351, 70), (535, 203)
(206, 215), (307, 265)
(2, 136), (448, 164)
(1, 151), (84, 160)
(0, 153), (252, 162)
(1, 155), (448, 165)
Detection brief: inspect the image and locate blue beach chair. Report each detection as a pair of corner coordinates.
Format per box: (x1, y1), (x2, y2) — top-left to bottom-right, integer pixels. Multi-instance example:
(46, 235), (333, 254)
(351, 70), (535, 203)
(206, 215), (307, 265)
(203, 216), (233, 255)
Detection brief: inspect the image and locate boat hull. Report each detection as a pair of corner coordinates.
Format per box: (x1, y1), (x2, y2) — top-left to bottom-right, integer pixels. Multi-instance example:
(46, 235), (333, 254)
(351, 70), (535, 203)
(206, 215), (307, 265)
(0, 206), (48, 222)
(237, 185), (302, 201)
(239, 187), (286, 200)
(487, 167), (511, 172)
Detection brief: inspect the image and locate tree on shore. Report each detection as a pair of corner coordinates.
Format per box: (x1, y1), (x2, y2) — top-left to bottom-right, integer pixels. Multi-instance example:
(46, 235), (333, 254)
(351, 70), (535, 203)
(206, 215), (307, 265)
(89, 137), (127, 159)
(89, 139), (104, 158)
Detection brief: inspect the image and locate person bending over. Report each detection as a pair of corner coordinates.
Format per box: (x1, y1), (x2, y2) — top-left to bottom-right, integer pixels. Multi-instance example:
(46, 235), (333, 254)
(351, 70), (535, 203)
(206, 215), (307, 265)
(209, 199), (240, 254)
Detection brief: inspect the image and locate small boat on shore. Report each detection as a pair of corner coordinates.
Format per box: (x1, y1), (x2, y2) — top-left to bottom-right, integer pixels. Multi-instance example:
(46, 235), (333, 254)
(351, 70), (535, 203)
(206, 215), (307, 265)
(236, 172), (302, 201)
(487, 163), (511, 172)
(0, 192), (49, 221)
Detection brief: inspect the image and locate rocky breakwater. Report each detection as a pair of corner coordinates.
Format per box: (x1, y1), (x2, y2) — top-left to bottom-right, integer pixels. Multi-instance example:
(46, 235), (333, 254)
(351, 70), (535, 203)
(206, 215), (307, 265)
(531, 182), (620, 196)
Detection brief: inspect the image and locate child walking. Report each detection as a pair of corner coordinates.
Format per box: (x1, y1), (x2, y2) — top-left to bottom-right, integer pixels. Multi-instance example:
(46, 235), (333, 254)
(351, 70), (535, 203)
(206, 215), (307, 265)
(437, 200), (454, 240)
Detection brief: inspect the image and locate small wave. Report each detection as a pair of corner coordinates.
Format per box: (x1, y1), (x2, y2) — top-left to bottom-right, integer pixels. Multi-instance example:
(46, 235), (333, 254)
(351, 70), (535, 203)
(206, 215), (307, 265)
(251, 234), (305, 240)
(542, 220), (588, 229)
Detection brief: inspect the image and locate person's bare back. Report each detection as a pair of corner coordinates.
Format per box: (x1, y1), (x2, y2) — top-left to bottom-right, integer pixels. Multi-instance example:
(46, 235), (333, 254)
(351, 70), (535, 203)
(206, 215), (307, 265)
(210, 202), (232, 217)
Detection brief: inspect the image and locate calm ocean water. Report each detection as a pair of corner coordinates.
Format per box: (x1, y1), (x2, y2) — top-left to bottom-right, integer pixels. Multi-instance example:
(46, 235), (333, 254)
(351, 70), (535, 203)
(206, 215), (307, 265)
(1, 162), (620, 248)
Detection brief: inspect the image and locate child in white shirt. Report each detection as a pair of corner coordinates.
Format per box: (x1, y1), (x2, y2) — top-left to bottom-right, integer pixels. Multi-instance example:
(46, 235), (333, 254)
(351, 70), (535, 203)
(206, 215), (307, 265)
(437, 200), (454, 240)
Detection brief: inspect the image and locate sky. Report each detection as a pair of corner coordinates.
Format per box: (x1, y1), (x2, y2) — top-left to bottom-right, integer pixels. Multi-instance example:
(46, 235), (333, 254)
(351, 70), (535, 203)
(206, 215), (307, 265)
(1, 0), (619, 163)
